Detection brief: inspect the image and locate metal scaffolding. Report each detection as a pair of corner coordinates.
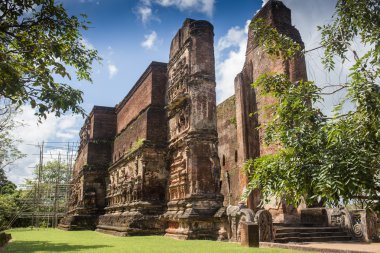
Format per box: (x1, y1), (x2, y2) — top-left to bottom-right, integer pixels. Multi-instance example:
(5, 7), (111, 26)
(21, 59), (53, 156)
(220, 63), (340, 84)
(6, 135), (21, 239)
(6, 141), (78, 229)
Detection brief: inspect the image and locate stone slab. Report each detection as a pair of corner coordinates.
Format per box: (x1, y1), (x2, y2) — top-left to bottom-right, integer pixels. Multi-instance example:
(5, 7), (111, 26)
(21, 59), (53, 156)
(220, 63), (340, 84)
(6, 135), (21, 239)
(260, 242), (380, 253)
(240, 221), (259, 247)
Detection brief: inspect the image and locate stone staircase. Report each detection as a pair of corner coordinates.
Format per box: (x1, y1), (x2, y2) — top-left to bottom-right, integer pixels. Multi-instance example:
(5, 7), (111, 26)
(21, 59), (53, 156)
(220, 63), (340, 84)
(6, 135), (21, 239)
(273, 225), (352, 243)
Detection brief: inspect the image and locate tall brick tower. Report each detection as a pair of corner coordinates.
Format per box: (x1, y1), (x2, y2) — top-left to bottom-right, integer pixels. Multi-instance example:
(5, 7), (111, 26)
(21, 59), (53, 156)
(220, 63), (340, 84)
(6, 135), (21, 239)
(235, 0), (308, 221)
(164, 19), (223, 239)
(59, 106), (116, 230)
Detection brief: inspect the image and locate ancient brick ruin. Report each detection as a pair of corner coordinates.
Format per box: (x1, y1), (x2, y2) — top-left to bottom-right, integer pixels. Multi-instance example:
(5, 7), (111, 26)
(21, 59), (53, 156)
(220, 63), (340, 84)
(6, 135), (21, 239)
(59, 0), (378, 243)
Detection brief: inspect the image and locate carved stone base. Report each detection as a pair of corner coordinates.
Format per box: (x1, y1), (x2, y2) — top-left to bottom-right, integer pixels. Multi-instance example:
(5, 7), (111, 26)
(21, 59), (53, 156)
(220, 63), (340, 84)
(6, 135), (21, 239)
(163, 195), (224, 240)
(164, 216), (223, 240)
(58, 214), (99, 230)
(96, 202), (165, 236)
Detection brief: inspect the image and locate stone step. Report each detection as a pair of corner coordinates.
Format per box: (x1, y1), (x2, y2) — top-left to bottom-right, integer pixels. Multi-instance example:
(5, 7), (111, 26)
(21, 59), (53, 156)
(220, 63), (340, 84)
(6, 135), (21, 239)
(275, 231), (348, 239)
(274, 226), (342, 234)
(274, 235), (352, 243)
(273, 226), (353, 243)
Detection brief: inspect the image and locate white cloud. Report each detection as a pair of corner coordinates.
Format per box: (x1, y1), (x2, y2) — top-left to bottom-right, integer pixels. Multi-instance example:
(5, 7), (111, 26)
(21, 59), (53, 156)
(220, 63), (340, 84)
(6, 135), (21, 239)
(6, 106), (82, 186)
(215, 20), (250, 103)
(155, 0), (214, 16)
(141, 31), (158, 49)
(137, 5), (154, 24)
(216, 26), (246, 52)
(108, 63), (118, 79)
(136, 0), (215, 23)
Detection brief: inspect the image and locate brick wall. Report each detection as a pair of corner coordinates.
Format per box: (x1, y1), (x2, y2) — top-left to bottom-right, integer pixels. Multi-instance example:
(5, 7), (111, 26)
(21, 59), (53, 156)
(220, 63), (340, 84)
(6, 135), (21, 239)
(116, 62), (167, 134)
(216, 96), (240, 206)
(112, 111), (148, 163)
(112, 62), (168, 163)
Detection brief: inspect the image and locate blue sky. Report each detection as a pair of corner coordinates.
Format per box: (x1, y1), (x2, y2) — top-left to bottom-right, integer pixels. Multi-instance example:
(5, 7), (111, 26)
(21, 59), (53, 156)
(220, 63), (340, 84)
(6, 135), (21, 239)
(9, 0), (344, 184)
(62, 0), (262, 110)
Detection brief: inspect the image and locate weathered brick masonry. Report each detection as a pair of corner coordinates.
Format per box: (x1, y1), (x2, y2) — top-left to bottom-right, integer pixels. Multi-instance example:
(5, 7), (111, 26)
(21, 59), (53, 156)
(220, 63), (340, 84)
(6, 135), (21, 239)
(233, 0), (307, 223)
(59, 106), (116, 230)
(60, 0), (309, 240)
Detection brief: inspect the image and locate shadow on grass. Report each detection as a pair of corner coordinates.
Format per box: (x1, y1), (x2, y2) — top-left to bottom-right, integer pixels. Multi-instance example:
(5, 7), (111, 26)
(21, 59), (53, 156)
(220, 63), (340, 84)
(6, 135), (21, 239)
(4, 240), (112, 252)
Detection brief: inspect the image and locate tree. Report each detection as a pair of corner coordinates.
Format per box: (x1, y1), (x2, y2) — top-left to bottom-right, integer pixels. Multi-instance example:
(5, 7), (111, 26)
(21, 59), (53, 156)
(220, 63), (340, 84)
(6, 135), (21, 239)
(0, 99), (24, 171)
(0, 0), (100, 119)
(0, 149), (22, 230)
(0, 175), (16, 195)
(23, 160), (70, 214)
(31, 160), (70, 185)
(245, 0), (380, 211)
(0, 192), (21, 230)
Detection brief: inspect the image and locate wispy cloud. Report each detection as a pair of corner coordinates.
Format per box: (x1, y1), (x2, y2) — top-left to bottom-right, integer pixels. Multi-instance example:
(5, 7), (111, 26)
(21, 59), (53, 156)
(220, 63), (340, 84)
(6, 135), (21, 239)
(136, 0), (215, 24)
(215, 21), (250, 103)
(154, 0), (214, 16)
(141, 31), (159, 49)
(108, 63), (118, 79)
(136, 5), (155, 24)
(7, 106), (82, 185)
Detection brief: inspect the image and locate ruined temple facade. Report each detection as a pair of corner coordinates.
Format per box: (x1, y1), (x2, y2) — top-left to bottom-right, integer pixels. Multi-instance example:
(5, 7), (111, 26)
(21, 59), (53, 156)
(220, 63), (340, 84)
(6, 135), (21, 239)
(59, 0), (307, 239)
(220, 0), (308, 223)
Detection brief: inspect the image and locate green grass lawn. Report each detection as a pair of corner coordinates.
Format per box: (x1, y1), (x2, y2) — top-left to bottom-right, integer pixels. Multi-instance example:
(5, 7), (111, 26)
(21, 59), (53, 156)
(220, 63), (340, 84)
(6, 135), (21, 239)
(2, 228), (307, 253)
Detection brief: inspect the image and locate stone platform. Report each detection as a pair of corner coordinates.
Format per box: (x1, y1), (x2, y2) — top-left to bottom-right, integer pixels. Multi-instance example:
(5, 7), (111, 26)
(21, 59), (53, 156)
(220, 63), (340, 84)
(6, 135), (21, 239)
(260, 242), (380, 253)
(58, 214), (99, 230)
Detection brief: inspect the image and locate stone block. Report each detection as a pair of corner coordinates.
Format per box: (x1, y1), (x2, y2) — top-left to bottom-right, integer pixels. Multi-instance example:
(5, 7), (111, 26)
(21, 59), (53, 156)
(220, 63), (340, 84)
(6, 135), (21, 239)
(301, 208), (328, 227)
(240, 221), (259, 247)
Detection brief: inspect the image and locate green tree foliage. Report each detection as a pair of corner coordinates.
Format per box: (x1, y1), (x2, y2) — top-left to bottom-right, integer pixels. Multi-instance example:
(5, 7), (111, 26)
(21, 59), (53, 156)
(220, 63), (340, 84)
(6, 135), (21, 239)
(0, 101), (24, 230)
(0, 193), (20, 230)
(23, 160), (70, 214)
(0, 100), (25, 172)
(0, 167), (21, 230)
(0, 0), (101, 119)
(0, 176), (16, 195)
(245, 0), (380, 210)
(31, 160), (70, 185)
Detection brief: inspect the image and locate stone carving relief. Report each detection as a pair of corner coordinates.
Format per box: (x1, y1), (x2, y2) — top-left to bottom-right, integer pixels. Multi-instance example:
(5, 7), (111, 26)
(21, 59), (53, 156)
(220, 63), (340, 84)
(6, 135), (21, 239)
(106, 156), (143, 208)
(350, 209), (379, 242)
(79, 119), (91, 150)
(168, 104), (190, 140)
(167, 49), (192, 141)
(68, 182), (80, 211)
(225, 205), (255, 242)
(168, 148), (189, 201)
(254, 210), (273, 242)
(328, 208), (379, 242)
(352, 213), (364, 239)
(330, 208), (346, 227)
(84, 190), (96, 208)
(68, 177), (85, 212)
(168, 50), (190, 102)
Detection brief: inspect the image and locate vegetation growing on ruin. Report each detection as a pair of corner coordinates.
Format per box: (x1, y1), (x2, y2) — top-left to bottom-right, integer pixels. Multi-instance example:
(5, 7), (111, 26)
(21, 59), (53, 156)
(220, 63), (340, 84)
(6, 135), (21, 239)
(128, 138), (146, 154)
(245, 0), (380, 210)
(166, 94), (190, 112)
(229, 117), (237, 127)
